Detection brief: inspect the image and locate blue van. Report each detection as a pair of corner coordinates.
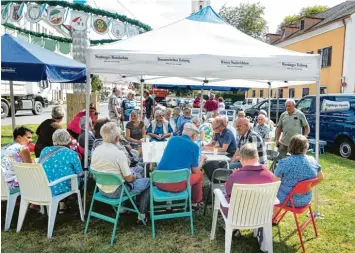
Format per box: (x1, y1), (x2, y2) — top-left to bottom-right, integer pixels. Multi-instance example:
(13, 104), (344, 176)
(296, 94), (355, 159)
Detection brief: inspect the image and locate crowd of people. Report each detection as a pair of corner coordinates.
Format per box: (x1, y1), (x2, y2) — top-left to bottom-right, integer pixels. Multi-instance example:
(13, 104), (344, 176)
(1, 87), (324, 248)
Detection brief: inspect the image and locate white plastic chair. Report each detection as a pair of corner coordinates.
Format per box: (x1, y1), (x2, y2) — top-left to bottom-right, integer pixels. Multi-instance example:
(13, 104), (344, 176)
(210, 182), (281, 253)
(12, 162), (84, 239)
(1, 170), (21, 231)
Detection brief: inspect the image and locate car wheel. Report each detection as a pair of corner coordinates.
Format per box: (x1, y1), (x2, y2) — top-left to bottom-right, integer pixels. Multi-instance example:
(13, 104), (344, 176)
(1, 101), (9, 119)
(337, 138), (355, 159)
(32, 101), (43, 115)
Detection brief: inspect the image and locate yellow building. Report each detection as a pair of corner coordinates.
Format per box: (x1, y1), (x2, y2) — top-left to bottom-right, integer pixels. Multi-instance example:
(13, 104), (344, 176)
(248, 1), (355, 99)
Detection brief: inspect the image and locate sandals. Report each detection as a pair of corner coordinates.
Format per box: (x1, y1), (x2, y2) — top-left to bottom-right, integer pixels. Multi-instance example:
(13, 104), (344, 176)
(136, 216), (148, 225)
(192, 202), (205, 211)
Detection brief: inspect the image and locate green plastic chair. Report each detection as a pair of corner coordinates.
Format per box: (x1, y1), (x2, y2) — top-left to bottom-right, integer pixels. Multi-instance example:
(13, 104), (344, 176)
(84, 169), (146, 245)
(150, 169), (193, 238)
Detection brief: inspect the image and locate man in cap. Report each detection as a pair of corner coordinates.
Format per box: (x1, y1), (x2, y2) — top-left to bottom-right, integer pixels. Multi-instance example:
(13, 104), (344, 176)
(156, 123), (206, 210)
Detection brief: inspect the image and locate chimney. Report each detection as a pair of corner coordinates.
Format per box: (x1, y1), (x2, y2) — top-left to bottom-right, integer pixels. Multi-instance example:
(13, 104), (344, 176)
(298, 16), (323, 31)
(266, 33), (282, 44)
(280, 25), (299, 40)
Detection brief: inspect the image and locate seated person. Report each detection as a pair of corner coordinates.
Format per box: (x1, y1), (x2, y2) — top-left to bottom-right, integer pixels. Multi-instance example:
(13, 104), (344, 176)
(229, 118), (266, 170)
(259, 109), (275, 133)
(274, 135), (324, 213)
(146, 110), (173, 142)
(67, 103), (98, 140)
(78, 116), (95, 156)
(191, 117), (206, 145)
(155, 123), (206, 210)
(35, 106), (64, 158)
(164, 109), (176, 132)
(202, 117), (237, 180)
(1, 126), (33, 190)
(176, 106), (192, 130)
(199, 117), (213, 145)
(253, 114), (270, 142)
(223, 144), (274, 216)
(39, 129), (83, 213)
(91, 122), (150, 223)
(221, 115), (237, 140)
(126, 111), (145, 156)
(92, 118), (111, 152)
(172, 107), (181, 127)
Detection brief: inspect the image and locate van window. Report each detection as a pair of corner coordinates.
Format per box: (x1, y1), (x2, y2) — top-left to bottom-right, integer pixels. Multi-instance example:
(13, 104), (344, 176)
(271, 100), (285, 111)
(297, 98), (313, 113)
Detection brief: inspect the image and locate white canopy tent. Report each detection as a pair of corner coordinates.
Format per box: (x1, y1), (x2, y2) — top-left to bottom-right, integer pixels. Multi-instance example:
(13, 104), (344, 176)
(84, 6), (322, 215)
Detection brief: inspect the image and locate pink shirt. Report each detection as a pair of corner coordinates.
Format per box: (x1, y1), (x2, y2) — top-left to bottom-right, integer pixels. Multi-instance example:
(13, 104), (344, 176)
(67, 111), (95, 135)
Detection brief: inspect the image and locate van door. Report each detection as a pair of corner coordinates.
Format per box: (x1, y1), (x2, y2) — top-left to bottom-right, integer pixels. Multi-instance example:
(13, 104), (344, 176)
(296, 97), (315, 136)
(319, 96), (336, 145)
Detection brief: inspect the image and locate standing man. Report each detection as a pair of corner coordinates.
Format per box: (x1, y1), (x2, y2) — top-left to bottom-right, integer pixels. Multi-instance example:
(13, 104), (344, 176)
(276, 99), (309, 158)
(143, 90), (154, 121)
(108, 87), (121, 122)
(204, 93), (218, 117)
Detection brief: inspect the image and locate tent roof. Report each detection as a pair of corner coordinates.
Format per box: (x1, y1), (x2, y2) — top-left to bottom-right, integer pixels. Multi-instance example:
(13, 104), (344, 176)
(88, 6), (320, 81)
(1, 34), (86, 83)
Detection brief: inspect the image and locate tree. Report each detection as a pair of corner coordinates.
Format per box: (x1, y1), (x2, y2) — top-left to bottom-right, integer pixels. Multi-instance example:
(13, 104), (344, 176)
(219, 3), (268, 40)
(276, 5), (328, 33)
(91, 75), (103, 92)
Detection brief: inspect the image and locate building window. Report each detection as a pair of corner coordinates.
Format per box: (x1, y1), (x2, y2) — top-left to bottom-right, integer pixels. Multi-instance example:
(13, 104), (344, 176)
(306, 51), (314, 54)
(300, 20), (305, 30)
(318, 47), (332, 67)
(281, 29), (286, 39)
(278, 88), (283, 98)
(289, 88), (295, 98)
(260, 90), (264, 98)
(302, 88), (310, 97)
(252, 90), (256, 98)
(320, 87), (327, 94)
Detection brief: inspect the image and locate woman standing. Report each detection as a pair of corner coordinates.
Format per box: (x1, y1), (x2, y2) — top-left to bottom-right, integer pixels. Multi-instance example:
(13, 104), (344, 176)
(121, 91), (137, 122)
(126, 111), (146, 156)
(218, 97), (225, 114)
(1, 126), (33, 190)
(146, 110), (173, 142)
(35, 106), (64, 158)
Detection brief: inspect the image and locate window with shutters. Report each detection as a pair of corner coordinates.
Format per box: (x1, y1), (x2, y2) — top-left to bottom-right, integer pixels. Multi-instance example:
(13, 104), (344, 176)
(318, 47), (332, 67)
(252, 90), (256, 98)
(300, 20), (305, 30)
(260, 90), (264, 98)
(289, 88), (295, 98)
(302, 88), (310, 97)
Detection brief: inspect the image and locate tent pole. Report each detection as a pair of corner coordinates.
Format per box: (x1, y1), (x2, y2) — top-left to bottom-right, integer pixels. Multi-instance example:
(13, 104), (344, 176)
(267, 82), (271, 120)
(9, 81), (16, 130)
(140, 76), (144, 119)
(314, 52), (323, 217)
(83, 71), (92, 216)
(276, 88), (280, 124)
(201, 79), (208, 121)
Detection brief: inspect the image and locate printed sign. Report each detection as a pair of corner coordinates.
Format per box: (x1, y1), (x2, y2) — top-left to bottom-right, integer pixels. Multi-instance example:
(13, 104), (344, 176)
(92, 16), (108, 34)
(111, 20), (125, 39)
(1, 4), (9, 24)
(26, 4), (44, 23)
(279, 62), (308, 71)
(94, 54), (129, 63)
(220, 59), (251, 68)
(9, 3), (24, 23)
(70, 11), (89, 31)
(48, 7), (66, 26)
(321, 99), (350, 112)
(157, 57), (191, 66)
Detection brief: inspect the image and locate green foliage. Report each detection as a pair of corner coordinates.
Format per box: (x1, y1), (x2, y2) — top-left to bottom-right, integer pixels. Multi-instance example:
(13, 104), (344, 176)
(1, 0), (152, 31)
(91, 75), (103, 92)
(219, 3), (268, 40)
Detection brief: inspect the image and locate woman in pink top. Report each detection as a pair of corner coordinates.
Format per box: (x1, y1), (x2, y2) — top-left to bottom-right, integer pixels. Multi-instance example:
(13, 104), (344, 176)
(67, 103), (98, 140)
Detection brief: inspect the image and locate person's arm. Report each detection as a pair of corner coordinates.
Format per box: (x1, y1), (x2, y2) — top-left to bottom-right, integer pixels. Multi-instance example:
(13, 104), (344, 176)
(120, 101), (125, 121)
(146, 124), (161, 140)
(276, 127), (282, 146)
(141, 125), (146, 140)
(200, 129), (205, 142)
(191, 154), (206, 174)
(19, 146), (32, 163)
(118, 153), (136, 182)
(71, 150), (84, 177)
(150, 99), (154, 120)
(303, 125), (310, 137)
(311, 171), (324, 187)
(300, 112), (310, 137)
(162, 124), (174, 139)
(231, 148), (240, 163)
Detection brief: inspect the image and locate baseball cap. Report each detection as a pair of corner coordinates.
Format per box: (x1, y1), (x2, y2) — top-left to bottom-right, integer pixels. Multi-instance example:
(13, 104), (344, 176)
(183, 122), (200, 133)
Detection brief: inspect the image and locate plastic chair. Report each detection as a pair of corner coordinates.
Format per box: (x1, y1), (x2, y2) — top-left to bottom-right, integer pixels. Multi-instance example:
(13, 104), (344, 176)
(211, 182), (281, 253)
(203, 168), (233, 216)
(85, 169), (146, 245)
(1, 170), (21, 231)
(272, 178), (318, 252)
(150, 169), (193, 238)
(12, 162), (84, 239)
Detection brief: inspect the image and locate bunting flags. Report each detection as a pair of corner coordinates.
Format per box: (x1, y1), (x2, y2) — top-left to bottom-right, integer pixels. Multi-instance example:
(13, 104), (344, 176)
(70, 11), (89, 31)
(9, 3), (25, 23)
(1, 3), (10, 24)
(111, 20), (125, 39)
(92, 16), (108, 35)
(26, 3), (45, 23)
(47, 6), (66, 26)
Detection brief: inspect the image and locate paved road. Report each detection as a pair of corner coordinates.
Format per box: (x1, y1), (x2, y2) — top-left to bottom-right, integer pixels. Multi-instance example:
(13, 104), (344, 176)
(1, 103), (109, 126)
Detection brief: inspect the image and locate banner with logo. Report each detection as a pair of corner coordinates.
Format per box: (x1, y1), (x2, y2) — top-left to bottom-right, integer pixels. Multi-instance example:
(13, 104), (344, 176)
(26, 3), (45, 23)
(321, 99), (350, 113)
(9, 2), (25, 23)
(111, 20), (125, 39)
(92, 16), (109, 35)
(1, 3), (10, 24)
(47, 6), (66, 26)
(70, 11), (89, 31)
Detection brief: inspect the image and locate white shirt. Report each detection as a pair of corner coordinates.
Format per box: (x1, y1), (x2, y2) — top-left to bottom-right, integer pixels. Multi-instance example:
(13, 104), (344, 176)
(91, 142), (131, 193)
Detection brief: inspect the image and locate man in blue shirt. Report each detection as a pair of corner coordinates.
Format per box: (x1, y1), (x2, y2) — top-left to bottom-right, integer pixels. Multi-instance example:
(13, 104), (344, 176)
(176, 106), (192, 130)
(202, 117), (237, 180)
(156, 123), (206, 208)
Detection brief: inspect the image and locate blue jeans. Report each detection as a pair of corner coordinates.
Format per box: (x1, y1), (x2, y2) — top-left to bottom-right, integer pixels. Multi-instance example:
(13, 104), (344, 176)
(99, 167), (150, 214)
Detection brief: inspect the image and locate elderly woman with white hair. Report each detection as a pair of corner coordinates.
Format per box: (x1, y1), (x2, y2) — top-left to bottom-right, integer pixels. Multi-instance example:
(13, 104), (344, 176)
(164, 109), (177, 131)
(39, 129), (83, 213)
(78, 116), (95, 155)
(191, 117), (206, 145)
(146, 110), (174, 142)
(121, 91), (137, 122)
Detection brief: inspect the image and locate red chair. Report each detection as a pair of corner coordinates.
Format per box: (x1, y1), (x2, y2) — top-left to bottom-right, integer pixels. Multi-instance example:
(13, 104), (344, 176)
(272, 178), (318, 252)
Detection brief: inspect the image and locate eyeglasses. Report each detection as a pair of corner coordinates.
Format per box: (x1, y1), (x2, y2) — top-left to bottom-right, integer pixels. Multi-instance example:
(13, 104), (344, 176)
(212, 124), (222, 130)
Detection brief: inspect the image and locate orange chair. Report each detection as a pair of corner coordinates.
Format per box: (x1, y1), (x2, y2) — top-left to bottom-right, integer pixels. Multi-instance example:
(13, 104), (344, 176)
(272, 178), (318, 252)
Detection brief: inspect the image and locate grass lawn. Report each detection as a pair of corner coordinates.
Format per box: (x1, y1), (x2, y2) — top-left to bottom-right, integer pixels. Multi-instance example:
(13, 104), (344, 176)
(1, 125), (355, 253)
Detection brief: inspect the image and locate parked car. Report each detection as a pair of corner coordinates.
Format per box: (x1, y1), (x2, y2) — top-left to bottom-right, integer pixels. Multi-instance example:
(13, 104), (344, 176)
(167, 98), (177, 108)
(224, 101), (233, 109)
(296, 94), (355, 159)
(245, 98), (299, 122)
(230, 101), (244, 111)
